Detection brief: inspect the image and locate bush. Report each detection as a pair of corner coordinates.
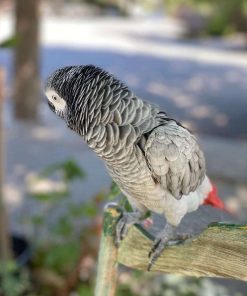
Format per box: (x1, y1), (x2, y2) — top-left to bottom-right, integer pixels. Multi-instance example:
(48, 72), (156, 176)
(166, 0), (247, 36)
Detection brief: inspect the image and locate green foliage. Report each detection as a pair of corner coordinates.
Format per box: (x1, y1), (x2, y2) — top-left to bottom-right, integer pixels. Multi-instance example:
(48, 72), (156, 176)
(41, 159), (85, 182)
(165, 0), (247, 36)
(0, 35), (18, 48)
(118, 194), (132, 212)
(77, 284), (94, 296)
(30, 159), (85, 204)
(31, 215), (45, 226)
(69, 202), (97, 218)
(108, 182), (121, 200)
(29, 160), (88, 273)
(108, 181), (133, 212)
(0, 261), (33, 296)
(52, 216), (73, 237)
(36, 242), (81, 274)
(205, 0), (247, 36)
(27, 159), (111, 294)
(31, 189), (69, 202)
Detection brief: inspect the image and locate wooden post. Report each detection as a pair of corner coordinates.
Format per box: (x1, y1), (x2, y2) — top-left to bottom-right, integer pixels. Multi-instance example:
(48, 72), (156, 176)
(95, 203), (122, 296)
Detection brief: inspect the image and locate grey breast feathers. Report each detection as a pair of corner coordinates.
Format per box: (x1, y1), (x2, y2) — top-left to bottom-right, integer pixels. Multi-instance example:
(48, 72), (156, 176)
(144, 120), (206, 199)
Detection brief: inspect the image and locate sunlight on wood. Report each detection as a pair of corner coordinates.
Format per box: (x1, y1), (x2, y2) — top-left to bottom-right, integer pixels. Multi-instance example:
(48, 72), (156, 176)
(118, 222), (247, 281)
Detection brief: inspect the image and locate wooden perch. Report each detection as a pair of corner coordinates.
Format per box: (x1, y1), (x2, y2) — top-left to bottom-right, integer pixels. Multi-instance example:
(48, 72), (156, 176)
(95, 204), (247, 295)
(118, 219), (247, 281)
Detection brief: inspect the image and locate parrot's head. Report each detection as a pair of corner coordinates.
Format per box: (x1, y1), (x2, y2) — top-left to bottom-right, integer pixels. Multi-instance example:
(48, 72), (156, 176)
(45, 65), (77, 120)
(45, 65), (121, 136)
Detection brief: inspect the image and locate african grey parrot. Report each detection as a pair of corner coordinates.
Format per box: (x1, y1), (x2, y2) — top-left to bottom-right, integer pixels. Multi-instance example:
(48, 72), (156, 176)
(45, 65), (225, 270)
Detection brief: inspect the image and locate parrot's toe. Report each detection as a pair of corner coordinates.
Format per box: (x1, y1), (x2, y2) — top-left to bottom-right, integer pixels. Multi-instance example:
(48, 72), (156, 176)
(148, 236), (170, 271)
(147, 224), (192, 271)
(115, 212), (141, 247)
(115, 216), (128, 247)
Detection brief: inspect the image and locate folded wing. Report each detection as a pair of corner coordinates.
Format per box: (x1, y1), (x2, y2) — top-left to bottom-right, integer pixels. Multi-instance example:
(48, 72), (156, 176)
(145, 121), (206, 199)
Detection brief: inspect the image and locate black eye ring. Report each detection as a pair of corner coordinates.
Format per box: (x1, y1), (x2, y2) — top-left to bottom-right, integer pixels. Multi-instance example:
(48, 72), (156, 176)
(52, 95), (57, 101)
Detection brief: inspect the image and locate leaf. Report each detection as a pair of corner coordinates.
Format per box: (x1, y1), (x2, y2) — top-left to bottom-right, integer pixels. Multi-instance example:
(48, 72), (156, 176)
(40, 242), (81, 273)
(0, 260), (18, 274)
(92, 191), (108, 204)
(119, 195), (133, 212)
(0, 35), (18, 48)
(108, 182), (121, 200)
(69, 202), (97, 218)
(61, 159), (86, 181)
(77, 284), (94, 296)
(52, 217), (73, 237)
(31, 215), (45, 225)
(82, 203), (97, 217)
(31, 189), (69, 203)
(41, 159), (86, 182)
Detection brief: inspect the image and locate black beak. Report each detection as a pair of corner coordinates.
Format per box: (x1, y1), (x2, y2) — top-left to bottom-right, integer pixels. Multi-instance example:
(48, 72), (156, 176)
(48, 101), (55, 112)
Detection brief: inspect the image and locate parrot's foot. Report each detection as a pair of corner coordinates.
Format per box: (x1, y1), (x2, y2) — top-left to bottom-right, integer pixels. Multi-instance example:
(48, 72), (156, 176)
(147, 224), (192, 271)
(115, 211), (142, 247)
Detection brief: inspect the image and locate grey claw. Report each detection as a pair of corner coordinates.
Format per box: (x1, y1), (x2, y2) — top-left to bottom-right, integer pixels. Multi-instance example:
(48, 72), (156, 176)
(148, 238), (166, 271)
(115, 215), (130, 247)
(115, 212), (142, 247)
(147, 231), (192, 271)
(148, 238), (161, 258)
(147, 262), (152, 272)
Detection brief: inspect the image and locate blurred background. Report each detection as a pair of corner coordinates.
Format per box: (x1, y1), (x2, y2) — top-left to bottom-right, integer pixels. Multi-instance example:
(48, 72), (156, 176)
(0, 0), (247, 295)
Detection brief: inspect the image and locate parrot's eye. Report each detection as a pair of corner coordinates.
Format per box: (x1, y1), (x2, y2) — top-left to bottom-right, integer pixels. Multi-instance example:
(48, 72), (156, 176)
(46, 89), (66, 115)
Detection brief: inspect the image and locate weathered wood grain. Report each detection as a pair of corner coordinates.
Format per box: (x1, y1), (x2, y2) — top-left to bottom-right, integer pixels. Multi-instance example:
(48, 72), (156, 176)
(95, 203), (122, 296)
(118, 222), (247, 281)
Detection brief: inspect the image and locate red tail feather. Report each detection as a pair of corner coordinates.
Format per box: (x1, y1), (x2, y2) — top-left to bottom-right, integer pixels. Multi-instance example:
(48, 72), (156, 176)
(203, 184), (225, 210)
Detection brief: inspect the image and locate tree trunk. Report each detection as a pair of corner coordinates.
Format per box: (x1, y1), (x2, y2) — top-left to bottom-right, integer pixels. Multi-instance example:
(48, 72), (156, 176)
(13, 0), (41, 120)
(0, 68), (12, 261)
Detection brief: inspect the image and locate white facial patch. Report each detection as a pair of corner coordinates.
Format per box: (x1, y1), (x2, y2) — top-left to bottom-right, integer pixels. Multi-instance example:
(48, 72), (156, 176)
(45, 89), (67, 113)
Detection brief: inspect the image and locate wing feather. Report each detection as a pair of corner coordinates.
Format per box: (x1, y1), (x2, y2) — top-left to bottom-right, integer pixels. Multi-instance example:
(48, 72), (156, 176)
(145, 121), (206, 199)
